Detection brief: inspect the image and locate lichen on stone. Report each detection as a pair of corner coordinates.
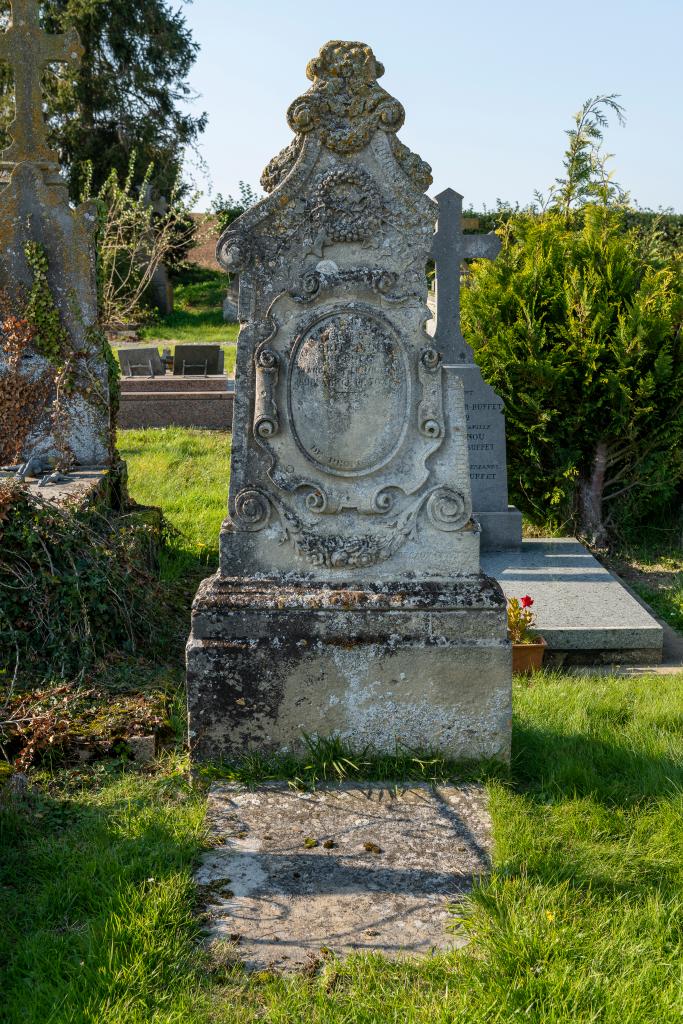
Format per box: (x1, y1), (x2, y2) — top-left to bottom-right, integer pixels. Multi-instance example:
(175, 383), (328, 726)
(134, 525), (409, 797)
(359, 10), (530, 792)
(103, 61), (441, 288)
(260, 40), (431, 194)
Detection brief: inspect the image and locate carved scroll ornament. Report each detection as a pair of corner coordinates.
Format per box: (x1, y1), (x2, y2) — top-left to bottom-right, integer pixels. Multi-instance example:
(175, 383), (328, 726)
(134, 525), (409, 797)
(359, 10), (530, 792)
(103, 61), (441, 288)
(417, 347), (445, 439)
(253, 346), (280, 439)
(230, 484), (471, 568)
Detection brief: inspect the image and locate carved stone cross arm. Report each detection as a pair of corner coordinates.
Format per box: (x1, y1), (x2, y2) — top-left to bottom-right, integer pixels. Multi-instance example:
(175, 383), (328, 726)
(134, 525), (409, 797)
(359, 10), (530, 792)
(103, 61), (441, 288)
(430, 187), (501, 364)
(0, 0), (83, 166)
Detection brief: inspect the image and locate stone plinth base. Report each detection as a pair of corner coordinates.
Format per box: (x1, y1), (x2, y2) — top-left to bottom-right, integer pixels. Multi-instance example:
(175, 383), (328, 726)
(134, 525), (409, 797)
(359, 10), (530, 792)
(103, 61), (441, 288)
(0, 464), (125, 511)
(476, 506), (523, 550)
(119, 375), (234, 430)
(186, 574), (512, 763)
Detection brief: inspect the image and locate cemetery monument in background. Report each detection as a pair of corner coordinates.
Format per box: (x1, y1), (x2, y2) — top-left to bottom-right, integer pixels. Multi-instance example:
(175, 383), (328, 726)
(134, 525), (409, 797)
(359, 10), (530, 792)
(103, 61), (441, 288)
(0, 0), (112, 471)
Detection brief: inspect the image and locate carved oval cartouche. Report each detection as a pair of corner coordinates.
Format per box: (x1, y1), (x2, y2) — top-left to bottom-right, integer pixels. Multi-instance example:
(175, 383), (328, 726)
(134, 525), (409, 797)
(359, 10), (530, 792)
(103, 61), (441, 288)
(289, 310), (408, 477)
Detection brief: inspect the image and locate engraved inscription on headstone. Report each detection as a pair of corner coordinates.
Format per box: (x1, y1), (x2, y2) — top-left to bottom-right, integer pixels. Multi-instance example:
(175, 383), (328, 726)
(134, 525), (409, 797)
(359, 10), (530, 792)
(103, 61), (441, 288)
(463, 376), (510, 506)
(290, 312), (408, 476)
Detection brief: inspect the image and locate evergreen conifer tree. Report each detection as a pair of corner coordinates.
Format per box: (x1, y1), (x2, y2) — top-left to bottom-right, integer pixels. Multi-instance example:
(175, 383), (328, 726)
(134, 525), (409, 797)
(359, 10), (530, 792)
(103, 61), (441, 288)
(0, 0), (206, 200)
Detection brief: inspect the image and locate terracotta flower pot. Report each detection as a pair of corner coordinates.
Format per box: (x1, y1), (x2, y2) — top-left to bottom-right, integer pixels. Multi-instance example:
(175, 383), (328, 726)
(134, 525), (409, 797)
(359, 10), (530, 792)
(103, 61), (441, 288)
(512, 637), (546, 675)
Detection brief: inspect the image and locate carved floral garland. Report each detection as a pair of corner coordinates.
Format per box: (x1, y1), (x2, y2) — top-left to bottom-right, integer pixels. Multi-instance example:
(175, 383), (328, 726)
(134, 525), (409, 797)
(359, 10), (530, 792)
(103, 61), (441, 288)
(232, 484), (470, 569)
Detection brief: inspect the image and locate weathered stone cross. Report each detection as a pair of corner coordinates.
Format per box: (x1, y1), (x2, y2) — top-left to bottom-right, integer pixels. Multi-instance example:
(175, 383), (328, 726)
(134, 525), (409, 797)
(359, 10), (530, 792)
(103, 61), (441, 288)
(430, 187), (501, 363)
(0, 0), (83, 167)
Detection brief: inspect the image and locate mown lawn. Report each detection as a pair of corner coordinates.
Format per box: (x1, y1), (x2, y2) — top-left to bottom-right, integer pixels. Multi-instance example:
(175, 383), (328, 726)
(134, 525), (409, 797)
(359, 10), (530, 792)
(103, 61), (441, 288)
(2, 672), (682, 1023)
(117, 427), (230, 577)
(139, 266), (239, 345)
(2, 428), (682, 1022)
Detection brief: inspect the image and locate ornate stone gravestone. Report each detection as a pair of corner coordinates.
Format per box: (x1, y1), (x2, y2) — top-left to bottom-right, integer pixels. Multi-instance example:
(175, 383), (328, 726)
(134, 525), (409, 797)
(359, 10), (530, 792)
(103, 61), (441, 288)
(186, 41), (511, 762)
(430, 189), (522, 549)
(0, 0), (113, 472)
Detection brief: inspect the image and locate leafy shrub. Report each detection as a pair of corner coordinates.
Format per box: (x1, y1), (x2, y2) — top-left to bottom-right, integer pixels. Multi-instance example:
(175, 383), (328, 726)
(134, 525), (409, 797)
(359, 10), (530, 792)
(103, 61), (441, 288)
(461, 205), (683, 543)
(211, 181), (261, 233)
(81, 155), (197, 328)
(0, 482), (175, 682)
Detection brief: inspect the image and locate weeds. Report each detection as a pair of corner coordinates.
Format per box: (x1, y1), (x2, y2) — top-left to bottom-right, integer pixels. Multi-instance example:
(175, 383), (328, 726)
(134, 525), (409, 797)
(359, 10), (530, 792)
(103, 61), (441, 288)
(0, 484), (173, 682)
(197, 733), (507, 791)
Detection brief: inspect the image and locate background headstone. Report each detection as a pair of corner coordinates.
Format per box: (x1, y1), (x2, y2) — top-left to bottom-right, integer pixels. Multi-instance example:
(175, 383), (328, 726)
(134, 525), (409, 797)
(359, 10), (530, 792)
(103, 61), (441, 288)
(222, 273), (239, 323)
(187, 40), (511, 763)
(429, 189), (522, 549)
(118, 346), (165, 377)
(222, 295), (238, 322)
(172, 343), (224, 376)
(148, 261), (174, 317)
(0, 0), (112, 470)
(142, 191), (174, 316)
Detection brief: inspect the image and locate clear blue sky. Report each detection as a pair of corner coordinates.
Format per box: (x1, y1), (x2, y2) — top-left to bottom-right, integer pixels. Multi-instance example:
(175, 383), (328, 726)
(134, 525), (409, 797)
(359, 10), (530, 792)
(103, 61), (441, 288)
(183, 0), (682, 212)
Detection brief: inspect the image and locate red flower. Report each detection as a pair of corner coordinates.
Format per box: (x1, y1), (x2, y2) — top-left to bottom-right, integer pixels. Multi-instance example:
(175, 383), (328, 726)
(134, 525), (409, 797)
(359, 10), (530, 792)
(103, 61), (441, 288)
(521, 595), (534, 608)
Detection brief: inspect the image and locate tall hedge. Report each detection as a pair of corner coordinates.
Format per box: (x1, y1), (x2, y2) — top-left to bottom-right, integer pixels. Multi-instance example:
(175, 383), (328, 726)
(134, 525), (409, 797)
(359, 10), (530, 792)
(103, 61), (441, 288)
(461, 205), (683, 544)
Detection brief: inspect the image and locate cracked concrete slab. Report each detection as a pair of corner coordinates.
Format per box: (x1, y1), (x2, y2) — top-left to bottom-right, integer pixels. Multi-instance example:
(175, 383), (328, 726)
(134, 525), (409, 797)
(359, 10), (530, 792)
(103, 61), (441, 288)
(195, 781), (492, 971)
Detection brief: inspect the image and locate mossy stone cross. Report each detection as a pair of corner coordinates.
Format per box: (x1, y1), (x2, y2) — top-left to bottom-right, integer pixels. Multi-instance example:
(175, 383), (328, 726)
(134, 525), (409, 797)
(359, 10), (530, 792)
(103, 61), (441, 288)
(0, 0), (82, 167)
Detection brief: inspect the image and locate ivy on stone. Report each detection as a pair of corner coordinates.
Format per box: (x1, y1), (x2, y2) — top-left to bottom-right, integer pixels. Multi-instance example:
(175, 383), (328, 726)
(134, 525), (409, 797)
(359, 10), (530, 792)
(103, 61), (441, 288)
(23, 241), (70, 366)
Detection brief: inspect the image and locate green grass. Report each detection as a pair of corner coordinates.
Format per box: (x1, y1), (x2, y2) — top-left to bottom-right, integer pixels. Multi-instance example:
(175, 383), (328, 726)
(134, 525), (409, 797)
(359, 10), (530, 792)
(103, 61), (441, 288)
(196, 732), (507, 789)
(4, 428), (682, 1021)
(0, 758), (207, 1024)
(633, 579), (683, 633)
(2, 672), (683, 1022)
(116, 427), (230, 578)
(139, 320), (239, 344)
(139, 266), (240, 344)
(607, 540), (683, 634)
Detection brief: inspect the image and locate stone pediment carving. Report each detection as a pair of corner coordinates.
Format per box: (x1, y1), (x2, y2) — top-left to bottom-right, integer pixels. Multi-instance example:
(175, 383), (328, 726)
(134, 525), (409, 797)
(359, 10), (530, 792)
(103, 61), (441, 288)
(217, 40), (478, 581)
(256, 41), (432, 194)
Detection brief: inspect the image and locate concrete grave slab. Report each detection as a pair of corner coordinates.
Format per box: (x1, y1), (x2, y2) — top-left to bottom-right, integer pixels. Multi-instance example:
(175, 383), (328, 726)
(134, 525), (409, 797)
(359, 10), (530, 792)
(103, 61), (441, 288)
(0, 466), (111, 506)
(118, 375), (233, 429)
(482, 538), (664, 664)
(196, 781), (492, 971)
